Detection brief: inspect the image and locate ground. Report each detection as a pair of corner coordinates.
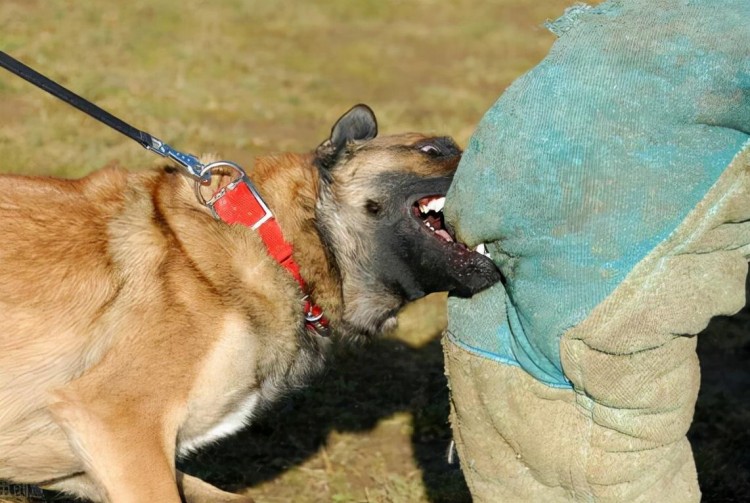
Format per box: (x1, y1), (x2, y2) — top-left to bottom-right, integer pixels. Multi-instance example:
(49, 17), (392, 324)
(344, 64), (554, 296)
(0, 1), (748, 502)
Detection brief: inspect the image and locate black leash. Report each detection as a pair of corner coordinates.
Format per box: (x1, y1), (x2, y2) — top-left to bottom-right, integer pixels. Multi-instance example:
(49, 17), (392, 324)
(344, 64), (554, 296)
(0, 51), (206, 179)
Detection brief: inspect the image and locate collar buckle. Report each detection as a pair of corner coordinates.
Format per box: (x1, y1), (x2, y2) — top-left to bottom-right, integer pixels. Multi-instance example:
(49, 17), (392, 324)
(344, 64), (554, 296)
(304, 298), (330, 336)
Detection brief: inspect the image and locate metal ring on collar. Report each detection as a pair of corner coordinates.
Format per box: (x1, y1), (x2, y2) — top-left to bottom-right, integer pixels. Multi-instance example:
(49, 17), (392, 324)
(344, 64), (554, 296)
(193, 160), (247, 207)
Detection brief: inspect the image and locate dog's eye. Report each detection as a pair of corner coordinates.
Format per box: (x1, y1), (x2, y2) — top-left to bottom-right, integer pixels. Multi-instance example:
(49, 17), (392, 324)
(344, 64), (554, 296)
(419, 144), (441, 156)
(365, 199), (381, 215)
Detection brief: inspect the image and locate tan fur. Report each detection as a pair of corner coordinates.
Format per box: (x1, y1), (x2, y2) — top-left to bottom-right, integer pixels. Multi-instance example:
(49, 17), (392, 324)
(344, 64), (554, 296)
(0, 129), (460, 502)
(315, 134), (461, 331)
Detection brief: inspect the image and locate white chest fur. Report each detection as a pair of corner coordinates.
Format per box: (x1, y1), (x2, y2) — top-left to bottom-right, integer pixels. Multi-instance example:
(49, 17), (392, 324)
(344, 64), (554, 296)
(178, 391), (262, 455)
(176, 314), (270, 456)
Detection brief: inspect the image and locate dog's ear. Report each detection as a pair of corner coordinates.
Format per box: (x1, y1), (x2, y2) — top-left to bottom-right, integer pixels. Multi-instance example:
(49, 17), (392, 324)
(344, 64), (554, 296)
(316, 104), (378, 170)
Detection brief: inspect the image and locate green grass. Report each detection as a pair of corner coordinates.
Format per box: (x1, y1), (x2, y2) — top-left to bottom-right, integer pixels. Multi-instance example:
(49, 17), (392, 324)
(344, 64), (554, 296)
(2, 1), (748, 502)
(0, 0), (568, 175)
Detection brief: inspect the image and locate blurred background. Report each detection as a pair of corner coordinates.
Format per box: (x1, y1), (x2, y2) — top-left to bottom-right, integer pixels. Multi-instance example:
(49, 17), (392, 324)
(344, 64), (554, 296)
(1, 1), (748, 501)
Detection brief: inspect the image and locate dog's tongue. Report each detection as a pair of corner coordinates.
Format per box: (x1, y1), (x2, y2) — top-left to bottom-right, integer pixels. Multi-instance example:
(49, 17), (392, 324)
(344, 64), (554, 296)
(435, 229), (453, 242)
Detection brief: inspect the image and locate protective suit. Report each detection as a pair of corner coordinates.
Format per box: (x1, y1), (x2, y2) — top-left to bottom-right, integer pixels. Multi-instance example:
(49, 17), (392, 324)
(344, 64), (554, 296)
(444, 1), (750, 500)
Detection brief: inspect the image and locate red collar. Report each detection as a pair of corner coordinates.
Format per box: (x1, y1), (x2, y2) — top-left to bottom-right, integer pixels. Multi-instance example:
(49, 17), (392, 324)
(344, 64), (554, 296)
(204, 174), (330, 336)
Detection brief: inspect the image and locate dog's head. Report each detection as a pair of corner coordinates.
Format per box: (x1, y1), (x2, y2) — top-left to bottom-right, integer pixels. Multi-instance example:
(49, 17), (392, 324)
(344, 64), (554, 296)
(315, 104), (502, 336)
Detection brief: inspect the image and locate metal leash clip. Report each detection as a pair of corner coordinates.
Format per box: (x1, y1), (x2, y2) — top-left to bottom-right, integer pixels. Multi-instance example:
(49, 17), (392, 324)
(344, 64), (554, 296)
(145, 136), (208, 182)
(147, 139), (274, 228)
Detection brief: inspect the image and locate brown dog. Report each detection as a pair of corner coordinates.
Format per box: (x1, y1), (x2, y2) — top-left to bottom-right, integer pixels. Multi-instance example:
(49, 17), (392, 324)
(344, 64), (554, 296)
(0, 104), (500, 502)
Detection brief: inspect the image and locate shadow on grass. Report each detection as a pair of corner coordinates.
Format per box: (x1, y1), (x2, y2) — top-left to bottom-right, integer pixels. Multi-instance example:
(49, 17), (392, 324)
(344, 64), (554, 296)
(178, 337), (470, 503)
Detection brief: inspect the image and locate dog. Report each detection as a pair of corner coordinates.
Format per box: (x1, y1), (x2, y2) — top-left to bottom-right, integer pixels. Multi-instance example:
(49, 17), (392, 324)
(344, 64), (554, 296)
(0, 104), (501, 502)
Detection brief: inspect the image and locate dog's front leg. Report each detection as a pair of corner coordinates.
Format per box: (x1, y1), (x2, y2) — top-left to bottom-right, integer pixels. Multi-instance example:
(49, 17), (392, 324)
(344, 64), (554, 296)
(177, 471), (254, 503)
(49, 389), (181, 503)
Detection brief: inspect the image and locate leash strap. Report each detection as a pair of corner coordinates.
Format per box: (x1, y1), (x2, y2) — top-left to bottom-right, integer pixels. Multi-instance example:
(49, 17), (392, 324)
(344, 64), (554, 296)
(0, 51), (206, 180)
(0, 51), (153, 149)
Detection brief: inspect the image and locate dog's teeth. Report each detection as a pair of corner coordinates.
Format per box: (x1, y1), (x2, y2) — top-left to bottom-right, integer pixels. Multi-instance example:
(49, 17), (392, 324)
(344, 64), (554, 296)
(475, 243), (491, 258)
(429, 197), (446, 213)
(419, 197), (446, 215)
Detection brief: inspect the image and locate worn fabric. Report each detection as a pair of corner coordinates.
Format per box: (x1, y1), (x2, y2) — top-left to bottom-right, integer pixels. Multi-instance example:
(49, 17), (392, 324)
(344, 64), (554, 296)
(443, 0), (750, 500)
(445, 0), (750, 387)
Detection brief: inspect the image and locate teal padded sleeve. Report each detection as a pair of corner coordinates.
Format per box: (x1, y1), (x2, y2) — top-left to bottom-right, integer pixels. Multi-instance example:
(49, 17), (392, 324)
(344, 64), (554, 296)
(445, 0), (750, 388)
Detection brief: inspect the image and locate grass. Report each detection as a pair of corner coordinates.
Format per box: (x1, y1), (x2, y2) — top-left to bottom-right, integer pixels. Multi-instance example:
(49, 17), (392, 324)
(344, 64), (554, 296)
(0, 0), (568, 175)
(1, 1), (748, 502)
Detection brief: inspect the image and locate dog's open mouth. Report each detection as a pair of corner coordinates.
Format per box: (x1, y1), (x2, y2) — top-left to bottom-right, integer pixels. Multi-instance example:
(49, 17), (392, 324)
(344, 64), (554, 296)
(413, 195), (452, 241)
(412, 195), (491, 258)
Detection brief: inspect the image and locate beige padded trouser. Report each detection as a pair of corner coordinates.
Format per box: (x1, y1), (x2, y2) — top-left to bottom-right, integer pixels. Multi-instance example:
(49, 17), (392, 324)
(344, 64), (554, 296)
(445, 145), (750, 502)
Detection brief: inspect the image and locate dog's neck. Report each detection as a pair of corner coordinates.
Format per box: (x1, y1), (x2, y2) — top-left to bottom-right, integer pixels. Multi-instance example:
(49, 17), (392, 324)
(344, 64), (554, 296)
(249, 153), (344, 326)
